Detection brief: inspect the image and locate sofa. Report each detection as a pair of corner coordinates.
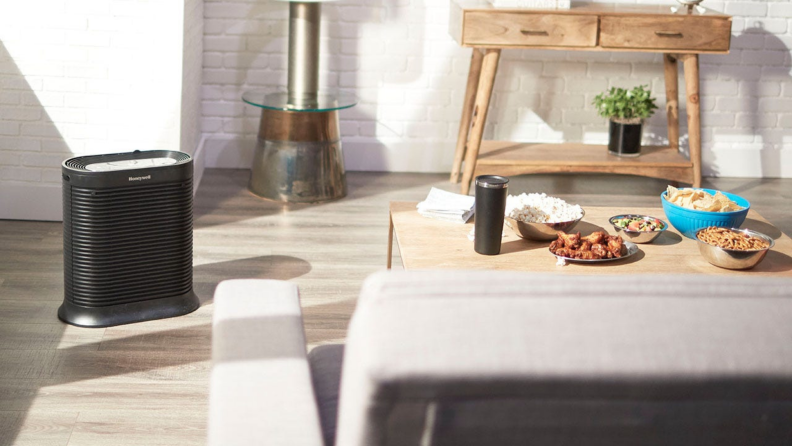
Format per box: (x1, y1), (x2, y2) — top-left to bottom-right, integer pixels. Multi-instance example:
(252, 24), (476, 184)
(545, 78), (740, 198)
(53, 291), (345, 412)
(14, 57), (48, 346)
(208, 270), (792, 446)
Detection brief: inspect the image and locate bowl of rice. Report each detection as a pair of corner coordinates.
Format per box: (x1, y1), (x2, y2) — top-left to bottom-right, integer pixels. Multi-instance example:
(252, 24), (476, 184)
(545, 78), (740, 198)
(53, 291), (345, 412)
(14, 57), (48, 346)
(505, 193), (585, 241)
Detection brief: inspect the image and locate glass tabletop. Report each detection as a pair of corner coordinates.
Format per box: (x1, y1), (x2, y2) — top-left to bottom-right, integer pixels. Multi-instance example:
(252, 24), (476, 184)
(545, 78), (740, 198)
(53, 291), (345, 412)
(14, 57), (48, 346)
(242, 90), (357, 112)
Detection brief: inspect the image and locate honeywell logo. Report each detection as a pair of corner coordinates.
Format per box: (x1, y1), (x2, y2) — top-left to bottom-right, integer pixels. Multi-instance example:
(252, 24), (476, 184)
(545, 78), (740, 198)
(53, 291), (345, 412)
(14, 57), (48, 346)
(128, 175), (151, 182)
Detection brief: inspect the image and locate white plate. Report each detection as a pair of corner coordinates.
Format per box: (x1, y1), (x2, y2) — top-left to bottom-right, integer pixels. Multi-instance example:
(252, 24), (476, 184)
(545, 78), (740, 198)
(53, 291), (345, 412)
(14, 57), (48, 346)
(550, 241), (640, 263)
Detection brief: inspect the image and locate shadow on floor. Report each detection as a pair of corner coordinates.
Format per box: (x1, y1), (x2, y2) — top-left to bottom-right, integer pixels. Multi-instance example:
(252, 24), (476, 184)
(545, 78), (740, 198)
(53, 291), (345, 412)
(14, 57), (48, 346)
(194, 254), (313, 305)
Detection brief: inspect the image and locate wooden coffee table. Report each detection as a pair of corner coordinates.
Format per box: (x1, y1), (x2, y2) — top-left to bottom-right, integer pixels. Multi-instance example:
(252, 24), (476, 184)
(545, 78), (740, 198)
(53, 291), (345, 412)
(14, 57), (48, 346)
(387, 202), (792, 276)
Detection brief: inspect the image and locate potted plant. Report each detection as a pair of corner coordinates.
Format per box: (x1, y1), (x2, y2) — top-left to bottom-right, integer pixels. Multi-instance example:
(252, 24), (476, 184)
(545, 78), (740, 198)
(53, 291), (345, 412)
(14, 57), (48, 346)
(593, 85), (658, 157)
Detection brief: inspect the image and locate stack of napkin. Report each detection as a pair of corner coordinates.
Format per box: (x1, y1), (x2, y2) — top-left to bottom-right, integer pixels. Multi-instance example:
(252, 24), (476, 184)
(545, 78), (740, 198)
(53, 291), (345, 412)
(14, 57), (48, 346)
(487, 0), (569, 9)
(417, 188), (475, 224)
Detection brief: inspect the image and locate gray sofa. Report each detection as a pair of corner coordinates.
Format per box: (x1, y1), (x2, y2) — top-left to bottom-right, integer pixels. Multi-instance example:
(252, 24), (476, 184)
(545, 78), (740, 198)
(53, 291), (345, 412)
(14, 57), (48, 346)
(208, 270), (792, 446)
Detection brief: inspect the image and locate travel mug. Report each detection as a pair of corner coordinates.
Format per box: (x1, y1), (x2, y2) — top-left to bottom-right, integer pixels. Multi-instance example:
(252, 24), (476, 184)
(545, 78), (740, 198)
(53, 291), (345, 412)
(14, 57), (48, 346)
(474, 175), (509, 255)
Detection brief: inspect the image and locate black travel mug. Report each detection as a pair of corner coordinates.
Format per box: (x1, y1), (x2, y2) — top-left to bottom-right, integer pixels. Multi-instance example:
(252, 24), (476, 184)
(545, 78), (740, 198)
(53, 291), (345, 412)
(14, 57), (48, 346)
(474, 175), (509, 255)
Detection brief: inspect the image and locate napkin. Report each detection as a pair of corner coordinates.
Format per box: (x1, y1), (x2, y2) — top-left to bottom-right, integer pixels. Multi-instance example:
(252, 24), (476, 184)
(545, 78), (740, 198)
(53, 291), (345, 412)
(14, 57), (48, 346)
(417, 187), (475, 224)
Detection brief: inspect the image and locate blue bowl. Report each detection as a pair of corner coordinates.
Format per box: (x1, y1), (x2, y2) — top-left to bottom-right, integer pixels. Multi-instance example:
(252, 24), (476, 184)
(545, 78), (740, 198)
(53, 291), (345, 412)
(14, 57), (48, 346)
(660, 188), (750, 239)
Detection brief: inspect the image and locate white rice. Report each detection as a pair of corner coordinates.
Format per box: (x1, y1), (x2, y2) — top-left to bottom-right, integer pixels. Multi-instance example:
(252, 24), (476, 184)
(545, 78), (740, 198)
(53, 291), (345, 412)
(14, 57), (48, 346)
(505, 193), (583, 223)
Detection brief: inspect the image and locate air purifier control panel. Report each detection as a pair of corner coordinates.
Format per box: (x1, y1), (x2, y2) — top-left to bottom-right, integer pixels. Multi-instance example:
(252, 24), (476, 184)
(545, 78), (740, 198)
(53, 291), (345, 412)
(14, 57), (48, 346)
(85, 157), (178, 172)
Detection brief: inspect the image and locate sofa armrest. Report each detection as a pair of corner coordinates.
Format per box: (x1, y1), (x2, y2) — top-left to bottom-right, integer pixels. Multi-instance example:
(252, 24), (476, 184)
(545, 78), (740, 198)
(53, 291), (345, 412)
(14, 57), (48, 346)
(209, 279), (324, 446)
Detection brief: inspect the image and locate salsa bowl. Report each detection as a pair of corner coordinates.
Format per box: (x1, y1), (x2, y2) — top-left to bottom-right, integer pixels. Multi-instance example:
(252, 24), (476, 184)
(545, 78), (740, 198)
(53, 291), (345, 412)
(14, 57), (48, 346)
(609, 214), (668, 244)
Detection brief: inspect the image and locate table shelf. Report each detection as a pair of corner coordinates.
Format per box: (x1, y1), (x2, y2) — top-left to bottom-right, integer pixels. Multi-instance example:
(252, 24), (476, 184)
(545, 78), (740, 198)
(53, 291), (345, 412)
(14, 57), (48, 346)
(473, 141), (694, 183)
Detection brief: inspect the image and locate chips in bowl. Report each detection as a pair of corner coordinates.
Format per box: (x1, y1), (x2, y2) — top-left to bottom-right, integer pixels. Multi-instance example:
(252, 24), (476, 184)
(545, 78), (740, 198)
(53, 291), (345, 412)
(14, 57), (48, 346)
(666, 186), (743, 212)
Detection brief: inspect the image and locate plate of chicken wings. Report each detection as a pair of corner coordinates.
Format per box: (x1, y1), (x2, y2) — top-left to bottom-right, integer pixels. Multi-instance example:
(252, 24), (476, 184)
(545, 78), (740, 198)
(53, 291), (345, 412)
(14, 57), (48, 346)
(549, 231), (639, 263)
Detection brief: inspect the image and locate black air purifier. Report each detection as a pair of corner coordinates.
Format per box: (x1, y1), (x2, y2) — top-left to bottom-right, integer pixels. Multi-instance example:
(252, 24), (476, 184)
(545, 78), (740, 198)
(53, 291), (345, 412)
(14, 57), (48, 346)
(60, 150), (199, 327)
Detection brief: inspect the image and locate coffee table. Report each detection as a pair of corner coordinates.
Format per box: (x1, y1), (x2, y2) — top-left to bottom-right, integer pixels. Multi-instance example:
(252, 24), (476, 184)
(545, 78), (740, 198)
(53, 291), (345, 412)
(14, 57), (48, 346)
(387, 202), (792, 276)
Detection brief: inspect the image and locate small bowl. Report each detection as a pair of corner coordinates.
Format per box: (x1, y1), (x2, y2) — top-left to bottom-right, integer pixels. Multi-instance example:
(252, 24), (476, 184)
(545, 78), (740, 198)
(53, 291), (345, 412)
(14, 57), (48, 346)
(661, 189), (750, 239)
(609, 214), (668, 244)
(505, 210), (585, 241)
(695, 227), (774, 270)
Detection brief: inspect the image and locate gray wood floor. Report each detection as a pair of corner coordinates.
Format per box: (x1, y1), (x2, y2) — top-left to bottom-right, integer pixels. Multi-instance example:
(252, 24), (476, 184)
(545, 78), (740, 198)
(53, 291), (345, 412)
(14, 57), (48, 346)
(1, 169), (790, 445)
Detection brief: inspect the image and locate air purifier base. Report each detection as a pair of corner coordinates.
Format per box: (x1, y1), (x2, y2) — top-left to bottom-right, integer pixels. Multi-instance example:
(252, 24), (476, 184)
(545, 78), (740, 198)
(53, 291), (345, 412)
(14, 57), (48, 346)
(57, 291), (200, 328)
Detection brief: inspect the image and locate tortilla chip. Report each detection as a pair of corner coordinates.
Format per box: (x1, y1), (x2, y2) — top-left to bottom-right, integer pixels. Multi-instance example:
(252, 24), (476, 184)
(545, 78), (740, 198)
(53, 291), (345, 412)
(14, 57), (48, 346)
(665, 186), (742, 212)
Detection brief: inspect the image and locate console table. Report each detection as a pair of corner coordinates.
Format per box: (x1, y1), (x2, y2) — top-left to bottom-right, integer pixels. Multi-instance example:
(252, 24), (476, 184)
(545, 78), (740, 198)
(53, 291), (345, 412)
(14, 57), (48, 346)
(448, 1), (733, 195)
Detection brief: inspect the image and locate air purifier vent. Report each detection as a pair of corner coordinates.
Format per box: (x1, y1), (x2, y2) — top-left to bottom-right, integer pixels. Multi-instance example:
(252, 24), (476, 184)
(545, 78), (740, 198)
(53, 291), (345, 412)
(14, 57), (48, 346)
(67, 179), (193, 307)
(60, 150), (199, 327)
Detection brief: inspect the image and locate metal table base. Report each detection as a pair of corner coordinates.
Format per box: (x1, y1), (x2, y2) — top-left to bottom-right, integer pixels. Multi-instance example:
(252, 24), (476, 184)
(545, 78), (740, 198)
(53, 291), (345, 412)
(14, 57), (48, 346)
(249, 108), (346, 202)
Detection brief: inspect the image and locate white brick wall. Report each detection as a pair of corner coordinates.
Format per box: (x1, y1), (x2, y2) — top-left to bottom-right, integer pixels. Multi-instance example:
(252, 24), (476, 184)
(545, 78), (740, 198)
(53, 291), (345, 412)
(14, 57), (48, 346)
(202, 0), (792, 177)
(1, 0), (790, 221)
(0, 0), (203, 220)
(182, 0), (205, 192)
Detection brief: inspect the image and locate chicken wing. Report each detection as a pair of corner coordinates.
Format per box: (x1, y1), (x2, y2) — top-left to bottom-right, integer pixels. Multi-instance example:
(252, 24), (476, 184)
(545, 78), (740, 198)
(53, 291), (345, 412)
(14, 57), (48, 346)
(607, 236), (624, 258)
(557, 232), (581, 249)
(574, 250), (597, 260)
(554, 247), (574, 258)
(591, 243), (608, 259)
(581, 231), (606, 245)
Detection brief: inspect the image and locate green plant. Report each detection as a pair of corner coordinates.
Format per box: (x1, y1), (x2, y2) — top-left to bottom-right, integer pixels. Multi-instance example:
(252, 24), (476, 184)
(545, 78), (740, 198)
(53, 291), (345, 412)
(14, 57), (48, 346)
(593, 85), (658, 123)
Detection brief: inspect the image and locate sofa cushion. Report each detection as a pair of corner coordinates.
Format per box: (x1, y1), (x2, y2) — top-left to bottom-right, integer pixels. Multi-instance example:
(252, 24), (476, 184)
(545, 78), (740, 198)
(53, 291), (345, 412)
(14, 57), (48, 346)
(336, 270), (792, 446)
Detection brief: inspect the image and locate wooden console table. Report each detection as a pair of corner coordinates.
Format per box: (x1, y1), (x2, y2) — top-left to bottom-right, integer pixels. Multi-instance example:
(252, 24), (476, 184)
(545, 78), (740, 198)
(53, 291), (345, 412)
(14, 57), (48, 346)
(448, 1), (732, 194)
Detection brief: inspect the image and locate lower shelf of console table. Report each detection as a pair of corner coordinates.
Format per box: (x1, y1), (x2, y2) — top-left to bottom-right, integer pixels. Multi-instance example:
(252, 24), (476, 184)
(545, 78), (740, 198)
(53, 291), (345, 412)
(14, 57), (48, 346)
(465, 141), (694, 193)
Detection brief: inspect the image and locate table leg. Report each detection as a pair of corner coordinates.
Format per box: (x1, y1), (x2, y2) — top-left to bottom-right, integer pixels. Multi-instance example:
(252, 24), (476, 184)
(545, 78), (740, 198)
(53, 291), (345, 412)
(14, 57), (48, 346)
(682, 54), (702, 188)
(663, 54), (679, 152)
(460, 48), (501, 195)
(387, 213), (394, 269)
(451, 49), (485, 183)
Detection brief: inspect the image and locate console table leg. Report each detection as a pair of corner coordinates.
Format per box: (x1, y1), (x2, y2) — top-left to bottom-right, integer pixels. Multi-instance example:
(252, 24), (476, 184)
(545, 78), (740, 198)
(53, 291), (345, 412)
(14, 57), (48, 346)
(460, 48), (501, 195)
(387, 213), (394, 269)
(451, 49), (485, 183)
(663, 54), (679, 152)
(682, 54), (702, 188)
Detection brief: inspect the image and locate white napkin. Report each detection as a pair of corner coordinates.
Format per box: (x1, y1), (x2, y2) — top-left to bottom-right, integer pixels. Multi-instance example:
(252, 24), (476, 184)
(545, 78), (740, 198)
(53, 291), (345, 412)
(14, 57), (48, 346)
(417, 188), (475, 224)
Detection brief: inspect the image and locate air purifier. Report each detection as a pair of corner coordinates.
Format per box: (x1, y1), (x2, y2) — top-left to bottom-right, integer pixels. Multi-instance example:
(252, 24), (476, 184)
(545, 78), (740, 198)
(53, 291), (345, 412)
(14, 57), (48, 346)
(60, 150), (199, 327)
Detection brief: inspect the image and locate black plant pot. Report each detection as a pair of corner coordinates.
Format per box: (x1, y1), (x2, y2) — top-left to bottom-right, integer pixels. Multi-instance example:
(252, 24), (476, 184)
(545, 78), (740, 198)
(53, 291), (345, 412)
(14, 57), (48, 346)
(608, 120), (643, 157)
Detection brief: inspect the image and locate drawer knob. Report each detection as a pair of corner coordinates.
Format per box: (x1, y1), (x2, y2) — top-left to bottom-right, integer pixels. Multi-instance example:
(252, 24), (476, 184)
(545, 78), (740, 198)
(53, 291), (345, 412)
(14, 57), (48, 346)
(655, 31), (684, 38)
(520, 29), (549, 37)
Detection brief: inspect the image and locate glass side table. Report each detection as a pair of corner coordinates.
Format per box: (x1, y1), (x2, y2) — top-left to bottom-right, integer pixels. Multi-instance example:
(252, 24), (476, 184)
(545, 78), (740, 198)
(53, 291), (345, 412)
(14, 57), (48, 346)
(243, 91), (356, 203)
(243, 0), (357, 203)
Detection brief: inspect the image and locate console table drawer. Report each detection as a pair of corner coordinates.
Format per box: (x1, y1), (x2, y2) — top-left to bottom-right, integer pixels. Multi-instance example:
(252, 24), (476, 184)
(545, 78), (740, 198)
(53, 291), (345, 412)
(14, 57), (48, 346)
(600, 16), (731, 52)
(463, 12), (597, 47)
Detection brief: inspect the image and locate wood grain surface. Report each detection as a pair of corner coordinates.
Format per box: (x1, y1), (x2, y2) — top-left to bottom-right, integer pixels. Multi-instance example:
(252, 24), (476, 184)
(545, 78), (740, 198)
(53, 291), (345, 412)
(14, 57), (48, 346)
(682, 53), (703, 188)
(471, 142), (695, 185)
(451, 48), (484, 184)
(1, 170), (790, 445)
(600, 16), (731, 52)
(663, 54), (680, 152)
(389, 202), (792, 276)
(452, 0), (730, 18)
(460, 48), (501, 195)
(463, 12), (598, 47)
(450, 1), (732, 196)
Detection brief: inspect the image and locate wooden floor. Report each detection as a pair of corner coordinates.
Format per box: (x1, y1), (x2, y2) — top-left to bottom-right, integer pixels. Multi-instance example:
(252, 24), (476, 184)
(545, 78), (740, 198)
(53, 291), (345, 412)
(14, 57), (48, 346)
(1, 169), (790, 446)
